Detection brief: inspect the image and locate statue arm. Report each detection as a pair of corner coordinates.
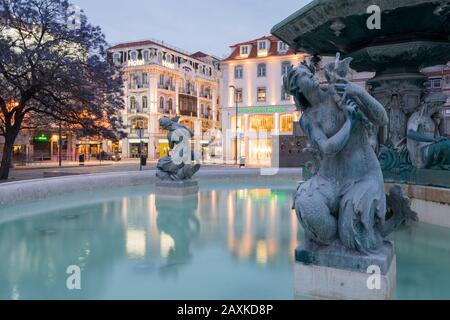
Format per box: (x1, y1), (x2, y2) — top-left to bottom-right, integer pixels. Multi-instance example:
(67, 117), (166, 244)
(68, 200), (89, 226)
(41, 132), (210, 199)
(302, 116), (353, 156)
(354, 90), (388, 127)
(335, 83), (388, 126)
(407, 129), (436, 143)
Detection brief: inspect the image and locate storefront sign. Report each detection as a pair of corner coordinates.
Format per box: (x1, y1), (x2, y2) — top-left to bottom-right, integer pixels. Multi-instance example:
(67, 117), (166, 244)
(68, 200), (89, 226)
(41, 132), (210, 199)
(237, 107), (290, 114)
(34, 135), (49, 143)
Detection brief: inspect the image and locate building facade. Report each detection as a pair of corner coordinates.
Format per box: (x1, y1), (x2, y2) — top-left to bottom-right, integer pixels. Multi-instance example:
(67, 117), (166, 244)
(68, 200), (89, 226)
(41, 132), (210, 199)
(422, 64), (450, 136)
(109, 40), (222, 161)
(220, 36), (374, 167)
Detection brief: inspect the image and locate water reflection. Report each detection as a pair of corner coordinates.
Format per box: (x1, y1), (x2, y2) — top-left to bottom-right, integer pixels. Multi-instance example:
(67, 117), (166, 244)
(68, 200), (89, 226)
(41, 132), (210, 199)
(0, 185), (449, 299)
(156, 196), (200, 276)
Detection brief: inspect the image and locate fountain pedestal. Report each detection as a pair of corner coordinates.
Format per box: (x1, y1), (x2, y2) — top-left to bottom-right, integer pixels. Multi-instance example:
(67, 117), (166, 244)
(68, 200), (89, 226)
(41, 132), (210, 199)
(155, 180), (199, 198)
(294, 241), (396, 300)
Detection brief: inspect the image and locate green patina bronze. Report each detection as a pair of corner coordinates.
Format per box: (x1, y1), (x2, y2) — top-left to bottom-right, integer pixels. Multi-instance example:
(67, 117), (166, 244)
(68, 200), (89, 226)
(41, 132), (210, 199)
(272, 0), (450, 187)
(271, 0), (450, 71)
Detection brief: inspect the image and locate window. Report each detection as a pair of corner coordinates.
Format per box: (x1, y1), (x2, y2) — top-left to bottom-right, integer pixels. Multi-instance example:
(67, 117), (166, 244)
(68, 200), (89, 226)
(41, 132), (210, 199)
(159, 74), (165, 86)
(142, 73), (148, 85)
(143, 50), (149, 61)
(130, 96), (137, 109)
(281, 61), (291, 76)
(281, 86), (290, 101)
(142, 96), (148, 109)
(257, 63), (266, 77)
(168, 98), (173, 114)
(258, 41), (267, 50)
(114, 53), (121, 65)
(278, 41), (288, 52)
(234, 88), (243, 103)
(257, 87), (266, 102)
(428, 78), (442, 90)
(159, 97), (165, 112)
(234, 66), (243, 79)
(280, 114), (294, 133)
(130, 117), (148, 132)
(240, 46), (249, 55)
(130, 51), (137, 60)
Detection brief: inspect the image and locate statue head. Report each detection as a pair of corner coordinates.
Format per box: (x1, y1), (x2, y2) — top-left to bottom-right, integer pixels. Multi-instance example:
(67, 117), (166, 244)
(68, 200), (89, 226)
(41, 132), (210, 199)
(283, 60), (320, 111)
(159, 116), (173, 130)
(421, 92), (447, 116)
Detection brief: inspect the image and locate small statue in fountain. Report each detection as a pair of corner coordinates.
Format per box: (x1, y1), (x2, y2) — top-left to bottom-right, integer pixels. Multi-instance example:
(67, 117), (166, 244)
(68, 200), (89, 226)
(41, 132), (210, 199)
(407, 92), (450, 170)
(156, 116), (201, 181)
(284, 53), (417, 254)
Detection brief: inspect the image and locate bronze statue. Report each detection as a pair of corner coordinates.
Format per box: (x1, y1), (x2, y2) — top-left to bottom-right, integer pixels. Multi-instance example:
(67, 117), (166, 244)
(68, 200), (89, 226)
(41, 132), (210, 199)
(284, 54), (416, 253)
(156, 116), (201, 181)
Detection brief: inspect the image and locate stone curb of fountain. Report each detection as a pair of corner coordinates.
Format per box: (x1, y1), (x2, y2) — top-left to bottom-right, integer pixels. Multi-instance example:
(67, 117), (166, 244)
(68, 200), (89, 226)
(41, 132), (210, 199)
(0, 168), (302, 207)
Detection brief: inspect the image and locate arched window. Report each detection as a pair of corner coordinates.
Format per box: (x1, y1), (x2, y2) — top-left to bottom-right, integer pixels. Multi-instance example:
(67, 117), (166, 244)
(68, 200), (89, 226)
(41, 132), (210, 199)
(130, 51), (137, 61)
(234, 65), (243, 79)
(142, 96), (148, 110)
(130, 96), (137, 110)
(281, 61), (291, 76)
(157, 51), (162, 63)
(143, 50), (149, 61)
(130, 117), (148, 132)
(257, 63), (266, 77)
(168, 98), (173, 114)
(114, 53), (121, 65)
(159, 97), (165, 112)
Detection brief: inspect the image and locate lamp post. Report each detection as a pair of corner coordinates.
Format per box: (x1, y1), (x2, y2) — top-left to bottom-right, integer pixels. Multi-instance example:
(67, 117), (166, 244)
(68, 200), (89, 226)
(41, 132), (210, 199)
(229, 85), (239, 165)
(58, 120), (62, 167)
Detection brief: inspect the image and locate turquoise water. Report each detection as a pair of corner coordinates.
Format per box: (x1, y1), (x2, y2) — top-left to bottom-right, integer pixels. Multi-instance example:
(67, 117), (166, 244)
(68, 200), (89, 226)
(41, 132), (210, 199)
(0, 181), (449, 300)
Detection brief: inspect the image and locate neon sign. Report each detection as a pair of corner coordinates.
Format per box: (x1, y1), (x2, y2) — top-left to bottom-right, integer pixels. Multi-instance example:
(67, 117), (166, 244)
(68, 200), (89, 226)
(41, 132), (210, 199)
(237, 107), (289, 114)
(34, 135), (49, 142)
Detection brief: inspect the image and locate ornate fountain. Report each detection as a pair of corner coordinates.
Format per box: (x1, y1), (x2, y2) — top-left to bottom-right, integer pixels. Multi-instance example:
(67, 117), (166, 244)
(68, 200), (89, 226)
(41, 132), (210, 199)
(272, 0), (448, 299)
(272, 0), (450, 187)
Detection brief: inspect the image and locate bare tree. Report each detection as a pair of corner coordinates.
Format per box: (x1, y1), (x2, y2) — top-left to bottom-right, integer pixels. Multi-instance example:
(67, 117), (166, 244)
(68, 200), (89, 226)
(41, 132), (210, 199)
(0, 0), (124, 180)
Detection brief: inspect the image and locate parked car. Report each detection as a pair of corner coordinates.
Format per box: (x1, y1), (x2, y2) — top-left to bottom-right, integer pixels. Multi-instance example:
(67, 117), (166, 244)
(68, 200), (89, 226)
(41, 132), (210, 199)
(97, 152), (122, 161)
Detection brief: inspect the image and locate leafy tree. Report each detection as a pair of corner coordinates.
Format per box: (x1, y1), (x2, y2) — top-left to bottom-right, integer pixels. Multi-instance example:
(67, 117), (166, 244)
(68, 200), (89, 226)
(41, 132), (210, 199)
(0, 0), (124, 180)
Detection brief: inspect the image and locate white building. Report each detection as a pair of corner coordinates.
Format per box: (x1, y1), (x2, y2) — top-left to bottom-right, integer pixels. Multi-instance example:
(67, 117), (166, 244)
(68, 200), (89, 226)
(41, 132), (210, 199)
(422, 64), (450, 136)
(109, 39), (222, 161)
(220, 35), (374, 167)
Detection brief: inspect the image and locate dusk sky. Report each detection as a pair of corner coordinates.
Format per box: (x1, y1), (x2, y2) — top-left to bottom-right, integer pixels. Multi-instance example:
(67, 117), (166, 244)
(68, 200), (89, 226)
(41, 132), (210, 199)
(72, 0), (310, 58)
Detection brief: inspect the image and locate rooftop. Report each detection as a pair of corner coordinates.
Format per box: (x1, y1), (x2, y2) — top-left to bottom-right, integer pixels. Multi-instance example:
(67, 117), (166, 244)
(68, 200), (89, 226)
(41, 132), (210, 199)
(222, 35), (297, 62)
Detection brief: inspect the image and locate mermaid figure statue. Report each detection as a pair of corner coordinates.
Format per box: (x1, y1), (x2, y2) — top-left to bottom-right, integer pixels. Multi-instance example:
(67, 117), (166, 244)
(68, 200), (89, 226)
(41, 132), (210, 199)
(156, 116), (201, 181)
(285, 54), (416, 253)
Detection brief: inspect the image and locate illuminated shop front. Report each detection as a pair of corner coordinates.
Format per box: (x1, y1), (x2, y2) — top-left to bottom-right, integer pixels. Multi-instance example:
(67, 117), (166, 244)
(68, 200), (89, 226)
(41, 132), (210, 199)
(229, 107), (299, 166)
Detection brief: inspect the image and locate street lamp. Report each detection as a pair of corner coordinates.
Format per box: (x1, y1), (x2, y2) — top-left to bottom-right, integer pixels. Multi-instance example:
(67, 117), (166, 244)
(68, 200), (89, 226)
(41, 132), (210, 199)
(229, 85), (239, 165)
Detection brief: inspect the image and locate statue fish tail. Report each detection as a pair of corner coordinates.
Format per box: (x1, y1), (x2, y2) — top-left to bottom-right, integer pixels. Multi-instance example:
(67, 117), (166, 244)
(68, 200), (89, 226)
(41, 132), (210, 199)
(379, 184), (418, 237)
